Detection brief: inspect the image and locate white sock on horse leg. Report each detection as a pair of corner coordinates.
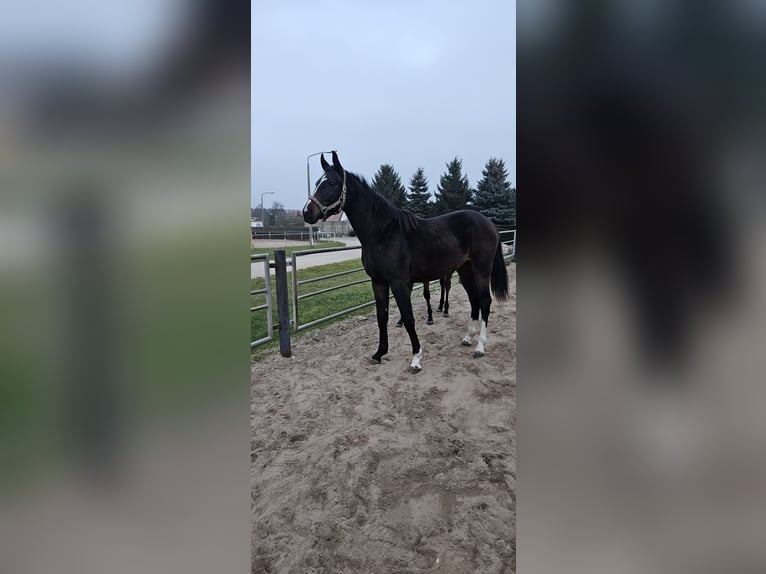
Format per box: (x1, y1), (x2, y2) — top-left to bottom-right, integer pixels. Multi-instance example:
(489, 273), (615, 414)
(474, 321), (488, 356)
(463, 319), (479, 345)
(410, 348), (423, 371)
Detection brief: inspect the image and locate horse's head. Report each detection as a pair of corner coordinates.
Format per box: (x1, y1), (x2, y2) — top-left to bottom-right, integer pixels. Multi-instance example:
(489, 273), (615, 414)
(303, 151), (346, 224)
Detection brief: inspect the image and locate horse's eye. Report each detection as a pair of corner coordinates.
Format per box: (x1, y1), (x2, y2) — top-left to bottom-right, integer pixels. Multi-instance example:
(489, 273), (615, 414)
(330, 181), (338, 186)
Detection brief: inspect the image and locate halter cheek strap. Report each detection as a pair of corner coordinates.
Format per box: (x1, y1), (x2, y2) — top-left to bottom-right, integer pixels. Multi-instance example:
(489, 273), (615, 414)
(309, 170), (347, 221)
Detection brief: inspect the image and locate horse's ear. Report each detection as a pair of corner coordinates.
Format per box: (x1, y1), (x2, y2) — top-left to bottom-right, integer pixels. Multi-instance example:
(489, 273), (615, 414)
(320, 153), (331, 172)
(332, 150), (343, 171)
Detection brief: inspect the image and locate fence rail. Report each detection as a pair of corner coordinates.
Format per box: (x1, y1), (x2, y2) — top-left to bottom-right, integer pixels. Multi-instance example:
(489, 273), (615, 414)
(251, 230), (337, 241)
(500, 229), (516, 262)
(296, 277), (370, 301)
(291, 246), (364, 332)
(253, 228), (515, 355)
(298, 265), (365, 285)
(250, 253), (274, 348)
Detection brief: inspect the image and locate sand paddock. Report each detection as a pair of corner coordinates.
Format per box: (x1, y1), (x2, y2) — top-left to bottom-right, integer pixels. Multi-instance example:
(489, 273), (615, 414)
(251, 263), (515, 573)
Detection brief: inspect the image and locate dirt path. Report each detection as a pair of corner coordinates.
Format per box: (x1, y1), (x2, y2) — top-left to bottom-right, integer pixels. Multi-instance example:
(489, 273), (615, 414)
(251, 264), (515, 573)
(251, 237), (362, 279)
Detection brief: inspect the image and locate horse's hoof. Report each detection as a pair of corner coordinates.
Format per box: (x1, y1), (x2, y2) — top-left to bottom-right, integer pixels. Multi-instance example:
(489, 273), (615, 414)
(369, 356), (382, 364)
(427, 319), (434, 325)
(473, 351), (485, 358)
(462, 340), (471, 346)
(443, 312), (449, 317)
(409, 365), (422, 374)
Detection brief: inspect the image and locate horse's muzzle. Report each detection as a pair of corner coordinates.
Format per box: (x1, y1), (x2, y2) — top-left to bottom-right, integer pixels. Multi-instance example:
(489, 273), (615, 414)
(303, 200), (320, 225)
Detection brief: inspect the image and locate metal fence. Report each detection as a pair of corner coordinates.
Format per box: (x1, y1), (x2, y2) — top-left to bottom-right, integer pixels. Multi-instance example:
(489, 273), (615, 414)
(251, 230), (337, 241)
(250, 253), (274, 348)
(500, 229), (516, 262)
(254, 229), (515, 355)
(290, 246), (465, 332)
(291, 245), (368, 331)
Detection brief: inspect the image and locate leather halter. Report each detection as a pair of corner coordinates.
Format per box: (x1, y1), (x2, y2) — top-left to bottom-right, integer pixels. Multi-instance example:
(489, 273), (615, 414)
(308, 170), (347, 221)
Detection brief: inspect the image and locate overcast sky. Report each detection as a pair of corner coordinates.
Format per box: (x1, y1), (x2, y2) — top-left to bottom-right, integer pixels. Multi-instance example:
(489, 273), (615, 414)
(252, 0), (516, 210)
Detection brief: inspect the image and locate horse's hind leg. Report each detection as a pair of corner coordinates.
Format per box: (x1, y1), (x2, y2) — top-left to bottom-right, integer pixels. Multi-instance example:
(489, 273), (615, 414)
(437, 279), (445, 312)
(473, 279), (492, 358)
(442, 275), (452, 317)
(458, 265), (480, 346)
(423, 282), (434, 325)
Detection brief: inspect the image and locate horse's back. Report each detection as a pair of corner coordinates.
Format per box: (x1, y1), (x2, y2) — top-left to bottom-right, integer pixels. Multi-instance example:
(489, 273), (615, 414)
(429, 209), (498, 234)
(422, 210), (499, 252)
(407, 210), (499, 281)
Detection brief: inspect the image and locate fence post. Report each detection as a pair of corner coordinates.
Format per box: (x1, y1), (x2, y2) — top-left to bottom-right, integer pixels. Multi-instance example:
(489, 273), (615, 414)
(511, 229), (516, 261)
(274, 249), (292, 357)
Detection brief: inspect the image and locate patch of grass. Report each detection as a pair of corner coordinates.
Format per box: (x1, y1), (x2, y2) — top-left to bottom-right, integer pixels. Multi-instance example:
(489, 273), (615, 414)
(250, 240), (346, 260)
(250, 258), (446, 361)
(251, 259), (369, 358)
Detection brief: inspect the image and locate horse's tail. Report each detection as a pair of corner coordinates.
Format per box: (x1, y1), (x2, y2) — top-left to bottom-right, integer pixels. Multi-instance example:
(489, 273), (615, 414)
(491, 240), (510, 301)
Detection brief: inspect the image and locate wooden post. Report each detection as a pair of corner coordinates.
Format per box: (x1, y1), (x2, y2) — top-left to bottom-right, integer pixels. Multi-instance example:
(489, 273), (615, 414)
(274, 249), (292, 357)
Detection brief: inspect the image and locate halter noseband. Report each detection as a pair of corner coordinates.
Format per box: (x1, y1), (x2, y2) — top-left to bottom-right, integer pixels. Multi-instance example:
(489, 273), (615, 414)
(309, 170), (347, 221)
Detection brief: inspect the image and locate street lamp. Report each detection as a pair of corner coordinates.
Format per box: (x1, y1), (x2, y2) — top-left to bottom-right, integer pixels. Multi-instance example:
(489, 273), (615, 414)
(260, 191), (275, 226)
(306, 150), (335, 246)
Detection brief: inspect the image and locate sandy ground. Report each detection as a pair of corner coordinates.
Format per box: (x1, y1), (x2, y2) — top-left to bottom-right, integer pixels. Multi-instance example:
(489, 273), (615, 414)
(251, 264), (515, 573)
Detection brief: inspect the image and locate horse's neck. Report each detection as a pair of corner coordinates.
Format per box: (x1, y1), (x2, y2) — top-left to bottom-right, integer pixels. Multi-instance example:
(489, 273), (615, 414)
(343, 179), (391, 244)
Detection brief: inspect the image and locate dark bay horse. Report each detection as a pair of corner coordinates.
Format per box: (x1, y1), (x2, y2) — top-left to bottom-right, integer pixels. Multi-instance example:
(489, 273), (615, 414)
(397, 275), (452, 327)
(303, 151), (509, 371)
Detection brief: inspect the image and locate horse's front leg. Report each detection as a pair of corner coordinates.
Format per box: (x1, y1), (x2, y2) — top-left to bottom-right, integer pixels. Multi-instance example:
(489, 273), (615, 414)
(370, 281), (390, 363)
(391, 281), (422, 372)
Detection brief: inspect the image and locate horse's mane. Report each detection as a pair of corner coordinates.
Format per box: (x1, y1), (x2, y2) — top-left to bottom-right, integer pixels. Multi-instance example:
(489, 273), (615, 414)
(349, 172), (421, 232)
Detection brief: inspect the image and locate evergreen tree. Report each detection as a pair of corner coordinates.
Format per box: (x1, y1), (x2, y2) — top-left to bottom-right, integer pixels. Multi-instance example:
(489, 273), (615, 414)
(371, 164), (407, 208)
(434, 157), (473, 214)
(430, 194), (453, 216)
(473, 157), (516, 225)
(405, 167), (432, 217)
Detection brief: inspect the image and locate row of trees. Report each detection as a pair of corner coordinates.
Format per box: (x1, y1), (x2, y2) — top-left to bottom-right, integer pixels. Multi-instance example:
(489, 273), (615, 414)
(251, 156), (515, 227)
(370, 157), (516, 225)
(250, 202), (304, 226)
